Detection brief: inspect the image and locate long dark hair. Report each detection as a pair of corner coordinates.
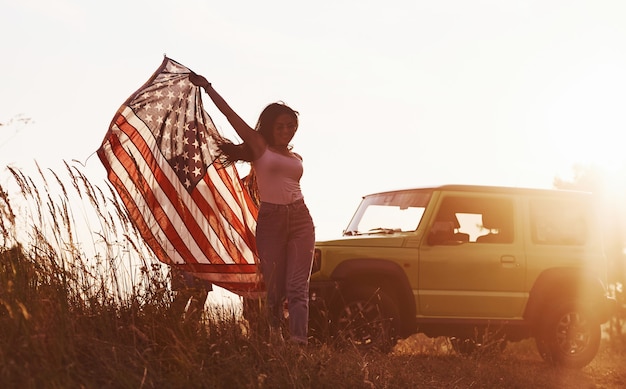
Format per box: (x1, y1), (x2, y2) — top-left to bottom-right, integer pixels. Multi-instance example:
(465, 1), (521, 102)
(219, 102), (299, 163)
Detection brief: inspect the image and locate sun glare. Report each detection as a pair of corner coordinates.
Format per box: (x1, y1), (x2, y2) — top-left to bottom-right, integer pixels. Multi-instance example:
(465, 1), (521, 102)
(549, 136), (626, 198)
(551, 129), (626, 184)
(535, 63), (626, 197)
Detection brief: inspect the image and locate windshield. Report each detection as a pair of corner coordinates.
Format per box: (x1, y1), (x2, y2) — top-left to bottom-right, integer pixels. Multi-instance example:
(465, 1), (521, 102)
(344, 190), (432, 236)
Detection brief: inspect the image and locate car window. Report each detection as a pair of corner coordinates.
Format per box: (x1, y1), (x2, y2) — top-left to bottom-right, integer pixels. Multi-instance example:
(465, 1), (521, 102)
(357, 205), (426, 233)
(429, 195), (514, 244)
(530, 198), (587, 245)
(344, 191), (431, 235)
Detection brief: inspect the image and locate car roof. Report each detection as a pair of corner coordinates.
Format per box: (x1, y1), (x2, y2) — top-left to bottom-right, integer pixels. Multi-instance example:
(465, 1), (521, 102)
(364, 184), (593, 198)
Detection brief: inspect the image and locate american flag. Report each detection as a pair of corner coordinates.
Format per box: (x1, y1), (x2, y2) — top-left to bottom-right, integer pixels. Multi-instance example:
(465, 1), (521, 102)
(97, 57), (262, 293)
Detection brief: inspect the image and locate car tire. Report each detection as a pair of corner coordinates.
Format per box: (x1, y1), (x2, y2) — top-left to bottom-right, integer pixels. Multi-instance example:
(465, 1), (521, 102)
(334, 286), (400, 352)
(535, 301), (601, 369)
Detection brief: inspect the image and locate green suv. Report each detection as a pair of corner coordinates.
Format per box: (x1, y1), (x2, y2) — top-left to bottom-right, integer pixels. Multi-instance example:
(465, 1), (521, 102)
(308, 185), (615, 368)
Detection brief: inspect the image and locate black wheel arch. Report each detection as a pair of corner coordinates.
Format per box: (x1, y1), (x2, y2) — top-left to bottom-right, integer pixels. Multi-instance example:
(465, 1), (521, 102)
(524, 267), (612, 328)
(329, 258), (416, 337)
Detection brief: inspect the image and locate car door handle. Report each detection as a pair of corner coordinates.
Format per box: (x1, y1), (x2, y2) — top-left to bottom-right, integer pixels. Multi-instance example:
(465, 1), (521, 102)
(500, 255), (516, 263)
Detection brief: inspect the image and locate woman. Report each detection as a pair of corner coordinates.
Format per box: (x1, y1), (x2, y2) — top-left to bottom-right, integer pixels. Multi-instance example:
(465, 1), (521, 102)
(190, 73), (315, 345)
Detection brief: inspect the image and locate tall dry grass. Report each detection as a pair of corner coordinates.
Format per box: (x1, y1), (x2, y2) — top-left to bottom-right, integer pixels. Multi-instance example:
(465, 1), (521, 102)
(1, 162), (625, 388)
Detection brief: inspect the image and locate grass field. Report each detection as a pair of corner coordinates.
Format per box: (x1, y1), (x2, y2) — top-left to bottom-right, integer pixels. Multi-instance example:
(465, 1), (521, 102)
(1, 164), (625, 388)
(1, 248), (624, 389)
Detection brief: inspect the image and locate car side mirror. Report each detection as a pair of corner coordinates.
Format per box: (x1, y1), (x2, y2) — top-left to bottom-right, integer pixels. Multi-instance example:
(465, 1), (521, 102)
(428, 221), (453, 245)
(428, 221), (467, 246)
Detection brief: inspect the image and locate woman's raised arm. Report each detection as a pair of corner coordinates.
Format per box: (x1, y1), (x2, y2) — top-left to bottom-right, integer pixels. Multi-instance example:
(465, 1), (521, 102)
(189, 73), (266, 158)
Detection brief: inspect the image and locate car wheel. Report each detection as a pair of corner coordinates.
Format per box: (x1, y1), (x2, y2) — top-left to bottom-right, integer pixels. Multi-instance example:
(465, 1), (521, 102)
(535, 301), (601, 369)
(334, 286), (400, 352)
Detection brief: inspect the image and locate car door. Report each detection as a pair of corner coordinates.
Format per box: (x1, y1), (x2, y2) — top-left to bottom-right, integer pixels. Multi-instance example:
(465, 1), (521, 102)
(418, 192), (527, 318)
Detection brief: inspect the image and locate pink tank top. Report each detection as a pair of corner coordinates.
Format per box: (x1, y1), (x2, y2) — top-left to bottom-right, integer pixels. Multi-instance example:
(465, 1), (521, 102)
(253, 147), (304, 205)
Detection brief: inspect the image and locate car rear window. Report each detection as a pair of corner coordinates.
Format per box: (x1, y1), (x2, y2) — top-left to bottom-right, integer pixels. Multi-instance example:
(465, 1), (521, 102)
(530, 198), (588, 245)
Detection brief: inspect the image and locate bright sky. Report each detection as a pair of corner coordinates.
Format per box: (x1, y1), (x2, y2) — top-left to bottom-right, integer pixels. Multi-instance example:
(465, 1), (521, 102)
(2, 0), (626, 241)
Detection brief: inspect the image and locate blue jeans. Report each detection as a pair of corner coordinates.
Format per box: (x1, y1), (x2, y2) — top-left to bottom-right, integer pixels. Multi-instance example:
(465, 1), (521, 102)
(256, 199), (315, 344)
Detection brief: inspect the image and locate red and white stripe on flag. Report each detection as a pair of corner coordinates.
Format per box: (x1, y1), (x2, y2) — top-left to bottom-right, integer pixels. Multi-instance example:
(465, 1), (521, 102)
(97, 57), (262, 294)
